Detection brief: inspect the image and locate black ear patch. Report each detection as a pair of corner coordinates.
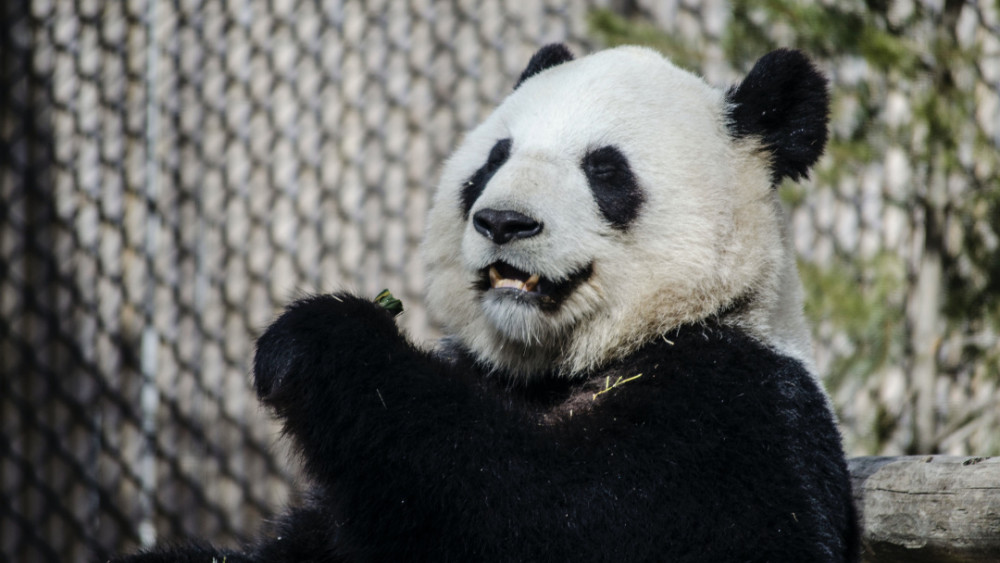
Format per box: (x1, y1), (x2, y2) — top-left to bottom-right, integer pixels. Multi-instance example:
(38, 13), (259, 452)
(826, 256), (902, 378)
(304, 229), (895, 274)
(460, 138), (512, 218)
(583, 145), (644, 230)
(726, 49), (830, 185)
(514, 44), (574, 89)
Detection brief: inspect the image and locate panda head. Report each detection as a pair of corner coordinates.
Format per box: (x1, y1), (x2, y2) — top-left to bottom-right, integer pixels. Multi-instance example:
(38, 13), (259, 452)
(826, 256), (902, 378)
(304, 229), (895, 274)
(423, 45), (829, 378)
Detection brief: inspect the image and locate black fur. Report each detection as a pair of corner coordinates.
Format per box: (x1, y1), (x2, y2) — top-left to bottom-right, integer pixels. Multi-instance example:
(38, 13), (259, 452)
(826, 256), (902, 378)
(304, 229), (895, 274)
(460, 138), (512, 218)
(582, 145), (644, 230)
(514, 43), (574, 89)
(108, 542), (252, 563)
(726, 49), (830, 185)
(113, 293), (859, 562)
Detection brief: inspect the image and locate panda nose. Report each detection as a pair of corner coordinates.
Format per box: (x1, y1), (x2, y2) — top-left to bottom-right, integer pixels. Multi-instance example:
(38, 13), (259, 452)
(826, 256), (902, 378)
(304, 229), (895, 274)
(472, 208), (543, 244)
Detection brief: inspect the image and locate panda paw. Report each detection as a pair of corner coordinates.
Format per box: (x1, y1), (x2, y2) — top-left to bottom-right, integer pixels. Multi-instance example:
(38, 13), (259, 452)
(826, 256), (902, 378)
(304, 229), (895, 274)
(253, 292), (401, 406)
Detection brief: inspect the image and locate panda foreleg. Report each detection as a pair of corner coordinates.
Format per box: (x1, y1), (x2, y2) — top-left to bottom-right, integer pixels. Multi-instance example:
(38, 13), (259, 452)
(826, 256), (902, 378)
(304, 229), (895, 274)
(250, 292), (642, 559)
(104, 543), (253, 563)
(252, 292), (495, 481)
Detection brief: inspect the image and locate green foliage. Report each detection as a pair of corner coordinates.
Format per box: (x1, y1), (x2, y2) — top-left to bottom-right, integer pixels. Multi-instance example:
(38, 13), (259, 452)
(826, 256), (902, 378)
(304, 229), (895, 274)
(776, 181), (806, 207)
(724, 0), (920, 73)
(944, 188), (1000, 326)
(799, 253), (906, 386)
(587, 9), (703, 70)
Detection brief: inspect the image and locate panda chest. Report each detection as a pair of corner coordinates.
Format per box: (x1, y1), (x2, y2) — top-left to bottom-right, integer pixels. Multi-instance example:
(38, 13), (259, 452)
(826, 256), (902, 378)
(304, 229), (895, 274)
(521, 368), (650, 426)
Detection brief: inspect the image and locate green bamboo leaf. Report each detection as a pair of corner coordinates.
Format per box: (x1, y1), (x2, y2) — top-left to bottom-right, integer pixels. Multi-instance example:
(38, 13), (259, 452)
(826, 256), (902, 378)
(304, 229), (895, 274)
(374, 289), (404, 317)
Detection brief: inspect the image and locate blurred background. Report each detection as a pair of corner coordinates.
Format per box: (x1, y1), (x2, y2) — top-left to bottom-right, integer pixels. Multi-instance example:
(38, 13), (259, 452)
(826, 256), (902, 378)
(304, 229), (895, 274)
(2, 0), (998, 560)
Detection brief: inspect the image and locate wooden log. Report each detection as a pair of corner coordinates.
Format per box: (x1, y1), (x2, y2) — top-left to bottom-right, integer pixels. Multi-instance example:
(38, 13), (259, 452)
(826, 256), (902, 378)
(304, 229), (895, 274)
(849, 455), (1000, 562)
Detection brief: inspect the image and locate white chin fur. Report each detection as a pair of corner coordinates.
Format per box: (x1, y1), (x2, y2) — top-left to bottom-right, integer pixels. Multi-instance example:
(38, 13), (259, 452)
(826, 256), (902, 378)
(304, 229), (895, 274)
(481, 291), (558, 344)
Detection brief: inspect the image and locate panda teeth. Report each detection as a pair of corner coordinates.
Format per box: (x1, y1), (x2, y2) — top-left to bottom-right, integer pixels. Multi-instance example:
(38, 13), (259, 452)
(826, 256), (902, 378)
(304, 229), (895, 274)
(489, 266), (541, 293)
(523, 273), (541, 292)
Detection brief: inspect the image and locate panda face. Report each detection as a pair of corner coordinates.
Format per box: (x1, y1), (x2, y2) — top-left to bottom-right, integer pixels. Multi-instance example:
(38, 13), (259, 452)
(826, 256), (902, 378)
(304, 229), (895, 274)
(423, 46), (826, 377)
(458, 137), (642, 339)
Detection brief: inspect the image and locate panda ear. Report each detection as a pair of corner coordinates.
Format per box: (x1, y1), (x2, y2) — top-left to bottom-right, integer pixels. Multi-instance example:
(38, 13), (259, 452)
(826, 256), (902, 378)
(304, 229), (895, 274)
(726, 49), (830, 185)
(514, 44), (574, 90)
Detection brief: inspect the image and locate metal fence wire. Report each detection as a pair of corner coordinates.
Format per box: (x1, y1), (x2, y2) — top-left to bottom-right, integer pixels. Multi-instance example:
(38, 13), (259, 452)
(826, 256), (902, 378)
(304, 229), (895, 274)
(2, 0), (998, 561)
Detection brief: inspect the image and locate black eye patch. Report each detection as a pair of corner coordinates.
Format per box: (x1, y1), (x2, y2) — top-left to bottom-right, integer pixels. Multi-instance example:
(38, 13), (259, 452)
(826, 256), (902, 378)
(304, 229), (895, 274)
(582, 145), (643, 230)
(460, 138), (512, 218)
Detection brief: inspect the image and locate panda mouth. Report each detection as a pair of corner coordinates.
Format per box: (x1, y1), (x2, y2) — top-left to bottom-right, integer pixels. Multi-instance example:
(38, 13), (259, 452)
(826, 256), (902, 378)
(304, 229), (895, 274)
(477, 261), (594, 309)
(489, 262), (542, 293)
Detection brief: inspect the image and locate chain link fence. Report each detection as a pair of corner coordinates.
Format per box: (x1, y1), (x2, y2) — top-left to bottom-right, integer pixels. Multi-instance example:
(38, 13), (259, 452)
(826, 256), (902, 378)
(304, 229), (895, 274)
(1, 0), (613, 559)
(2, 1), (998, 561)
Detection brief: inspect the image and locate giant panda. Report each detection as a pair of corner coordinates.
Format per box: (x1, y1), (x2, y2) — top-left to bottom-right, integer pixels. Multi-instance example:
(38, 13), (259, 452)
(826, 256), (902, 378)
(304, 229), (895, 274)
(113, 45), (859, 562)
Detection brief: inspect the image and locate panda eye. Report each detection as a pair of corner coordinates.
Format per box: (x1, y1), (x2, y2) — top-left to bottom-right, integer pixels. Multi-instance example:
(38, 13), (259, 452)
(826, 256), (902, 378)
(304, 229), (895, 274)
(584, 146), (628, 179)
(582, 145), (644, 231)
(588, 162), (619, 179)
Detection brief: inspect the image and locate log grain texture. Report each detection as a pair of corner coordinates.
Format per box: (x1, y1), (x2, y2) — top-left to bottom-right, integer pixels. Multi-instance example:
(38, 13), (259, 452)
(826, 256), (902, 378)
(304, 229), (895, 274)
(849, 455), (1000, 562)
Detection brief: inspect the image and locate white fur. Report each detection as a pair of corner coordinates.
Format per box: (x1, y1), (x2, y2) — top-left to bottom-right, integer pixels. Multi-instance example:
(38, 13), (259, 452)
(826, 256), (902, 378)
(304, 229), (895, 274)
(422, 46), (815, 378)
